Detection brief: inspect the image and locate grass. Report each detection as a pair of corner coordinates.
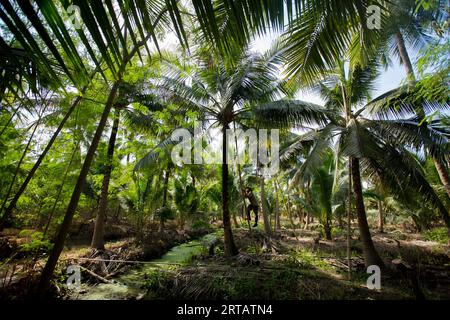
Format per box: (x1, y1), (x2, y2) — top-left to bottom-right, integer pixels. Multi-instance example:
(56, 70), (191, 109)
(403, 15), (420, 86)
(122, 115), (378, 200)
(423, 227), (449, 244)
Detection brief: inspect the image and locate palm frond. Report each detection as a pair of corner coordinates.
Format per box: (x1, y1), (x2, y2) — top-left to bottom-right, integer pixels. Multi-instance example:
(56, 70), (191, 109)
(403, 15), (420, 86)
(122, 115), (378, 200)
(249, 100), (330, 129)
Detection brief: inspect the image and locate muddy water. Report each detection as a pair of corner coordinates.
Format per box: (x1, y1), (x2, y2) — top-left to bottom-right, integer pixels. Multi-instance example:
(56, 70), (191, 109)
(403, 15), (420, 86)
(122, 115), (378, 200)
(72, 233), (218, 300)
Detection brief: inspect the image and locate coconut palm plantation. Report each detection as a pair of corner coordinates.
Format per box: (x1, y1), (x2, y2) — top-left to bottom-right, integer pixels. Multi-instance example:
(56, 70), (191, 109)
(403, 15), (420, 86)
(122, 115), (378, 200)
(0, 0), (449, 302)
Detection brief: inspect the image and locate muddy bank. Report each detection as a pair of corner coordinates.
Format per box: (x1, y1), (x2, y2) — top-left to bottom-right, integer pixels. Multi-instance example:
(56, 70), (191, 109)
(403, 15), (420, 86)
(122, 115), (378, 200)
(0, 223), (212, 300)
(68, 233), (219, 300)
(142, 228), (450, 300)
(72, 226), (213, 284)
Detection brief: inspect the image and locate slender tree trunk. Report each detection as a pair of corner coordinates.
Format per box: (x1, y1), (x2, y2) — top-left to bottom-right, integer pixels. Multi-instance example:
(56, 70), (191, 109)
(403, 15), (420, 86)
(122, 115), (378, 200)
(222, 123), (238, 258)
(304, 180), (312, 230)
(274, 179), (281, 231)
(284, 190), (297, 234)
(232, 121), (249, 230)
(162, 166), (170, 208)
(304, 212), (309, 230)
(43, 140), (80, 236)
(395, 31), (415, 83)
(37, 81), (121, 296)
(396, 31), (450, 203)
(91, 109), (120, 250)
(434, 155), (450, 199)
(114, 203), (121, 222)
(324, 217), (332, 240)
(337, 210), (343, 229)
(347, 161), (352, 279)
(351, 157), (384, 268)
(0, 104), (20, 138)
(259, 174), (271, 235)
(158, 163), (171, 231)
(377, 200), (384, 233)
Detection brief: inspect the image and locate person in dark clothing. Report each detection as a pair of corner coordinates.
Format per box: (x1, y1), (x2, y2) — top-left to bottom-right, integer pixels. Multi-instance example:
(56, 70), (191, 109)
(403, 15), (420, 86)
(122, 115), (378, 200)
(244, 187), (259, 227)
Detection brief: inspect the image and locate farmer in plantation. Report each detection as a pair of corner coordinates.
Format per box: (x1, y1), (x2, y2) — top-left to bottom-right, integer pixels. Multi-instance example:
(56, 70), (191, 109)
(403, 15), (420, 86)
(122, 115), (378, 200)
(244, 187), (259, 227)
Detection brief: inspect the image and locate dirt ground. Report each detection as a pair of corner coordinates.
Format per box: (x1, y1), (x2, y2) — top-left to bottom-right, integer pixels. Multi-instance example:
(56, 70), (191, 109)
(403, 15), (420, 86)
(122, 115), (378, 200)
(143, 226), (450, 300)
(1, 222), (449, 300)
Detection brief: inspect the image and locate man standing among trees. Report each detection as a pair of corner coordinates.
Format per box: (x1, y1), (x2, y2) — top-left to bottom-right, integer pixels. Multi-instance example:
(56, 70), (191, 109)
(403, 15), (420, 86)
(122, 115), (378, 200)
(244, 187), (259, 227)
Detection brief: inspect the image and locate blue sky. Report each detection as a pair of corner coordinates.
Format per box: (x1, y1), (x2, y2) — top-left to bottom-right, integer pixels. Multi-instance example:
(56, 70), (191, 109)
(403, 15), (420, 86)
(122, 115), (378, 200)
(250, 32), (416, 106)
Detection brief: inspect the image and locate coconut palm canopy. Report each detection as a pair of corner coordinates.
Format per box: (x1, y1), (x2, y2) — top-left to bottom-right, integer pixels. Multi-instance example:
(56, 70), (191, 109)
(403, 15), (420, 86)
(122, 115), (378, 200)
(0, 0), (449, 302)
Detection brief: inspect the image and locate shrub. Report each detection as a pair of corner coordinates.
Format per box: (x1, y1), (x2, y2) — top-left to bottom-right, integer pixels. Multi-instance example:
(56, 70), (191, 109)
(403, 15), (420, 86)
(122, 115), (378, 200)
(18, 230), (53, 255)
(423, 227), (449, 244)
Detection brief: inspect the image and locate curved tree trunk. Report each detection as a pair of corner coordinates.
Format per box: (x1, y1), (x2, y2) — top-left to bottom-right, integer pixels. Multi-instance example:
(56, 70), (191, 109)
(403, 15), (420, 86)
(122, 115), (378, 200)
(434, 155), (450, 199)
(351, 157), (384, 268)
(91, 109), (120, 250)
(222, 123), (238, 258)
(36, 80), (121, 296)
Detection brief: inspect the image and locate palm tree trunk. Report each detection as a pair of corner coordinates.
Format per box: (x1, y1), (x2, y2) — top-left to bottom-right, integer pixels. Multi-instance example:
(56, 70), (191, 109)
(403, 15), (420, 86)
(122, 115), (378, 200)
(159, 164), (171, 231)
(347, 162), (352, 279)
(91, 109), (120, 250)
(274, 179), (280, 232)
(351, 157), (384, 268)
(396, 31), (450, 204)
(43, 140), (80, 236)
(434, 156), (450, 199)
(162, 166), (170, 208)
(395, 31), (415, 83)
(377, 200), (384, 233)
(222, 123), (238, 258)
(37, 80), (121, 296)
(304, 211), (309, 230)
(324, 217), (332, 240)
(231, 122), (247, 229)
(259, 174), (271, 235)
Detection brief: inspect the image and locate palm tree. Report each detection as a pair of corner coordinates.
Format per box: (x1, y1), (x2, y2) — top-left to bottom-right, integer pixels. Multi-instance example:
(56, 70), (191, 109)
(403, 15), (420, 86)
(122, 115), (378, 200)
(305, 152), (335, 240)
(370, 0), (450, 199)
(281, 59), (449, 267)
(90, 107), (120, 250)
(153, 45), (328, 257)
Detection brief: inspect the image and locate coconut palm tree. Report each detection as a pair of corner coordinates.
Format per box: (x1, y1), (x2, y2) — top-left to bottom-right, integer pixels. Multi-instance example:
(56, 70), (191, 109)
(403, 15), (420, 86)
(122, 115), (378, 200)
(306, 151), (335, 240)
(152, 44), (328, 257)
(365, 0), (450, 199)
(280, 59), (449, 267)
